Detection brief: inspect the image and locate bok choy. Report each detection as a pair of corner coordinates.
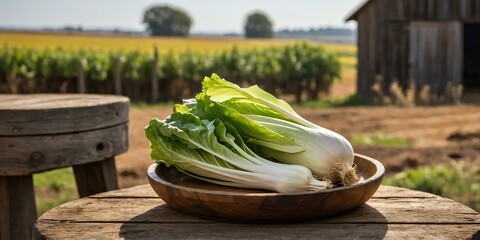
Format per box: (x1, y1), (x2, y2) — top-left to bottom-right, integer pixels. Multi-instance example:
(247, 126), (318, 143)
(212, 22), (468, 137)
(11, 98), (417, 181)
(199, 74), (358, 186)
(146, 73), (358, 193)
(145, 110), (331, 193)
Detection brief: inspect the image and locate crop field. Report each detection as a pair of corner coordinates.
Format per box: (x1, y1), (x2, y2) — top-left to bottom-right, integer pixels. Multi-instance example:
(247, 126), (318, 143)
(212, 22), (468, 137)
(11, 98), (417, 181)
(0, 31), (358, 98)
(0, 32), (299, 53)
(0, 31), (356, 72)
(0, 31), (356, 55)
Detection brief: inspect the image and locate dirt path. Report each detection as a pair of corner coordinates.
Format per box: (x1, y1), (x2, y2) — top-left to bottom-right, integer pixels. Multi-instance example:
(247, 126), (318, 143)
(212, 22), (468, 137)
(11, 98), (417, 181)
(297, 105), (480, 148)
(116, 104), (480, 188)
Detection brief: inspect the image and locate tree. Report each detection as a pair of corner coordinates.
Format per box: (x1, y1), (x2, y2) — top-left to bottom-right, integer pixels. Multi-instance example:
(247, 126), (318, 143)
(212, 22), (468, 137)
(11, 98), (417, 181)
(244, 12), (273, 38)
(143, 5), (192, 36)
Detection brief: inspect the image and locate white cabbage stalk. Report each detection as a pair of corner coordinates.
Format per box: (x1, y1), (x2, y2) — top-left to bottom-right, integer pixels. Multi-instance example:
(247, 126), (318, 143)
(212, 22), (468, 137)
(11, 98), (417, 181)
(146, 114), (331, 193)
(245, 114), (357, 186)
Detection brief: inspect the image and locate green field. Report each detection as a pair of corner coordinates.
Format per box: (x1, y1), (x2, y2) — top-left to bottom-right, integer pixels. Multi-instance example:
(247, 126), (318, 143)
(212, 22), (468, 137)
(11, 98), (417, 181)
(0, 31), (357, 67)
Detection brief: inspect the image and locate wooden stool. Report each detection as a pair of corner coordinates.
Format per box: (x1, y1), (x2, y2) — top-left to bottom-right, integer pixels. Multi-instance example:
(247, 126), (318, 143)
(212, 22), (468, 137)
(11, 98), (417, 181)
(0, 94), (129, 240)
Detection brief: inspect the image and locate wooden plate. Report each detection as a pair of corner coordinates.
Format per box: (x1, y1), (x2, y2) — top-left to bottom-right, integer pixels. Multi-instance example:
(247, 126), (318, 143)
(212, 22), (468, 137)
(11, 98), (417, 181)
(147, 154), (385, 223)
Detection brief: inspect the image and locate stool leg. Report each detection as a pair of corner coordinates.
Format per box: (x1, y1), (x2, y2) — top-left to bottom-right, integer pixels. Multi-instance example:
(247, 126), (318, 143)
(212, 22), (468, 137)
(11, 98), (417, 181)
(73, 157), (119, 198)
(0, 175), (37, 240)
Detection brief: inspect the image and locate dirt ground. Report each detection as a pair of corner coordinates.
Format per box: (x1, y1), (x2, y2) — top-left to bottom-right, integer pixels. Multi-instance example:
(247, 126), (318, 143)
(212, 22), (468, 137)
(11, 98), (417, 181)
(116, 104), (480, 188)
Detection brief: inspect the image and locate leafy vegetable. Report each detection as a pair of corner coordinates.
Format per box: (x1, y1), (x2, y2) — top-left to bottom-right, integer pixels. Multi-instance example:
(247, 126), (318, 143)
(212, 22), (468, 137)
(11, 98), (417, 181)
(146, 111), (330, 193)
(198, 74), (357, 186)
(146, 73), (357, 193)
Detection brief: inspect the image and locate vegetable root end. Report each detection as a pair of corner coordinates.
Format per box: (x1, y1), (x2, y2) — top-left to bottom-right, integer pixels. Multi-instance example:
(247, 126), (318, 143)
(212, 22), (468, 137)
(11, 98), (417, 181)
(342, 167), (358, 186)
(330, 163), (359, 187)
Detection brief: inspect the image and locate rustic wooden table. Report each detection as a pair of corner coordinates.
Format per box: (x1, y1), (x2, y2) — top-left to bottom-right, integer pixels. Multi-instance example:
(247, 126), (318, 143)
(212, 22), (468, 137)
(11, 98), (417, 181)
(0, 94), (129, 240)
(34, 184), (480, 239)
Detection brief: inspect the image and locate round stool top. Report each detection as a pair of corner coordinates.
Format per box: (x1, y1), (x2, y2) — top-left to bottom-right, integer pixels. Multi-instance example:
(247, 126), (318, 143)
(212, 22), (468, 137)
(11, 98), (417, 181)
(0, 94), (129, 136)
(0, 94), (130, 175)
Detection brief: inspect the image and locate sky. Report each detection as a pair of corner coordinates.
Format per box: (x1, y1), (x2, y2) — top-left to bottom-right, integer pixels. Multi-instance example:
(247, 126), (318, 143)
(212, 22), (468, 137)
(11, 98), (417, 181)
(0, 0), (364, 33)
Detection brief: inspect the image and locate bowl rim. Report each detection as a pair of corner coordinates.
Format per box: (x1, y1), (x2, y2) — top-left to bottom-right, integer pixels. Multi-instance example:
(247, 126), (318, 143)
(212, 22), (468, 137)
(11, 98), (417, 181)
(147, 153), (385, 197)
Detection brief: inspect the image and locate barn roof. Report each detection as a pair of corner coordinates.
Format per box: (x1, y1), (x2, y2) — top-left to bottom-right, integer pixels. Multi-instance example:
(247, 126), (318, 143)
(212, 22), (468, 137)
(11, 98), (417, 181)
(345, 0), (373, 21)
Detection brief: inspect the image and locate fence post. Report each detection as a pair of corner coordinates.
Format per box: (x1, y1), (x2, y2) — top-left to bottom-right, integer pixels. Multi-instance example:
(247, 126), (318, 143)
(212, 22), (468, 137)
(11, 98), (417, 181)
(151, 46), (159, 103)
(77, 60), (85, 93)
(114, 57), (122, 95)
(7, 74), (19, 94)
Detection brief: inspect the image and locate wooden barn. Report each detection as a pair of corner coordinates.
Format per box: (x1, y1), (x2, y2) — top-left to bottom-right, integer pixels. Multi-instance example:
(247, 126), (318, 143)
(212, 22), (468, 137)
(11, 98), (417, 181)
(346, 0), (480, 98)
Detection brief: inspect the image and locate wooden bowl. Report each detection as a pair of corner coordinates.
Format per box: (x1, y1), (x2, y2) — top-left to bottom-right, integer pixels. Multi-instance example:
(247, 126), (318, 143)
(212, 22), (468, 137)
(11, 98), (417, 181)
(147, 154), (384, 223)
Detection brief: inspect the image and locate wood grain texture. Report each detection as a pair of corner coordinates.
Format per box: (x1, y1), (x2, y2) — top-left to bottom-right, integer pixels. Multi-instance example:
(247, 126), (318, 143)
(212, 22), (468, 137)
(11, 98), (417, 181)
(0, 94), (129, 136)
(33, 223), (480, 240)
(0, 123), (128, 175)
(0, 175), (36, 240)
(34, 185), (480, 240)
(74, 157), (119, 198)
(90, 184), (159, 198)
(408, 21), (462, 93)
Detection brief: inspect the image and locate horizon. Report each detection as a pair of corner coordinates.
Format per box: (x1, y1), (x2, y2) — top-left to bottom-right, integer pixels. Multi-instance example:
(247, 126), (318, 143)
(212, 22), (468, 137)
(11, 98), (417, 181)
(0, 0), (363, 34)
(0, 25), (357, 35)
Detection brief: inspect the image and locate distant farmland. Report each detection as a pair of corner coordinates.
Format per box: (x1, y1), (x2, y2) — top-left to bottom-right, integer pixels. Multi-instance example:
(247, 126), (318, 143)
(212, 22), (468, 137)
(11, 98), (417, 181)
(0, 31), (357, 98)
(0, 31), (298, 52)
(0, 31), (356, 66)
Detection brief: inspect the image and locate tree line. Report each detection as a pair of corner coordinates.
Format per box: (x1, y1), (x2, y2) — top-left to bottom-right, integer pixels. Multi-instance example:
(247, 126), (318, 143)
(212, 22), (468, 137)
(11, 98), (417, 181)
(0, 43), (341, 103)
(143, 5), (273, 38)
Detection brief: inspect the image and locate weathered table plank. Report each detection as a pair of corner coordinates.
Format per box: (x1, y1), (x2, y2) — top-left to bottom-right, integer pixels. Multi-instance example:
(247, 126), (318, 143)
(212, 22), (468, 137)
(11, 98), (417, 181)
(90, 184), (159, 198)
(34, 222), (480, 240)
(35, 185), (480, 240)
(38, 194), (480, 224)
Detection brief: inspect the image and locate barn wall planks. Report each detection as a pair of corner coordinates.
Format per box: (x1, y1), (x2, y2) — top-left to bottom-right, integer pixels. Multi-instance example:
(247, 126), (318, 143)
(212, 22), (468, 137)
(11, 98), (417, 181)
(350, 0), (480, 96)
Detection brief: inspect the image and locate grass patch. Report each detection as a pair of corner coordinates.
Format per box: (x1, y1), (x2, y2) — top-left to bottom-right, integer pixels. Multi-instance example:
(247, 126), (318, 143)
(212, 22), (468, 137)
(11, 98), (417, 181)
(33, 167), (78, 216)
(351, 133), (412, 148)
(297, 94), (373, 108)
(384, 161), (480, 212)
